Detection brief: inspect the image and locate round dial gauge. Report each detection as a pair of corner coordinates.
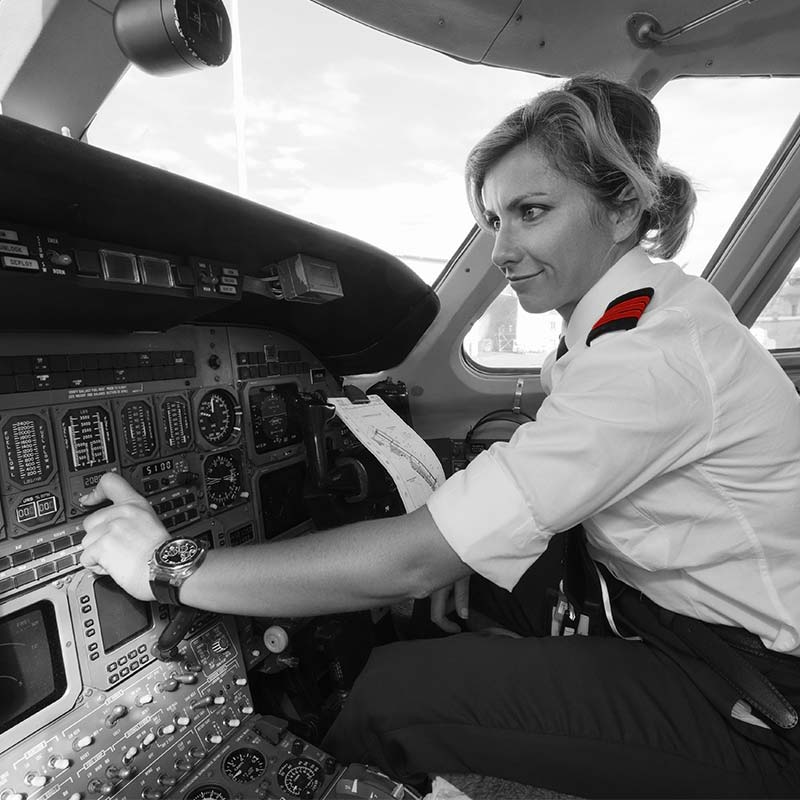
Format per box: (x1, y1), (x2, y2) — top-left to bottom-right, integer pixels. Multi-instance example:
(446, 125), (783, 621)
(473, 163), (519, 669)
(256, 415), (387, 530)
(277, 756), (324, 797)
(197, 389), (239, 446)
(203, 451), (243, 511)
(222, 747), (267, 783)
(184, 786), (230, 800)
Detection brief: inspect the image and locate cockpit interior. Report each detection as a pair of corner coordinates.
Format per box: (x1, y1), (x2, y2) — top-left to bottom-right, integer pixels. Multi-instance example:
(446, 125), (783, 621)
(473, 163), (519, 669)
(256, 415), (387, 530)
(1, 1), (800, 799)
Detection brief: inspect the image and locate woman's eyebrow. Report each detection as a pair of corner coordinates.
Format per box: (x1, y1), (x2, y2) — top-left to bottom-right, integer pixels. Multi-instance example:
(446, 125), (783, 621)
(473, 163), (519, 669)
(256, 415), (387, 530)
(485, 191), (550, 215)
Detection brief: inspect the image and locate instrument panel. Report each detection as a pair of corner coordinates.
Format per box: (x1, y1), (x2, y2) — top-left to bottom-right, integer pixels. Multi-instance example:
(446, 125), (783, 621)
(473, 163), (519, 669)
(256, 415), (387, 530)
(0, 323), (345, 799)
(0, 323), (337, 601)
(0, 220), (409, 800)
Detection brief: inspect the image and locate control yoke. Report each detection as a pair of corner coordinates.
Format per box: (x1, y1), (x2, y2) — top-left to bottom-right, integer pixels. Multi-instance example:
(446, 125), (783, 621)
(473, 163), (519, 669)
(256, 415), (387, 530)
(301, 396), (368, 502)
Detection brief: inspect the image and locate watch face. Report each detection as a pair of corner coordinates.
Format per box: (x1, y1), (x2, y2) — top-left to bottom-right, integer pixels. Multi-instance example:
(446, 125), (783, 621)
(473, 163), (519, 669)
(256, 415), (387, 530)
(156, 538), (201, 568)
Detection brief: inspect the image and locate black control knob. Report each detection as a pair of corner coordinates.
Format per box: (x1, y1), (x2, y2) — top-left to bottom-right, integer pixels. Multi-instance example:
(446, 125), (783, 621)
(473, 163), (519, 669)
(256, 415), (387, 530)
(207, 354), (222, 369)
(174, 757), (191, 773)
(106, 764), (134, 780)
(291, 738), (305, 755)
(324, 757), (337, 774)
(47, 250), (73, 267)
(188, 746), (206, 761)
(171, 672), (197, 685)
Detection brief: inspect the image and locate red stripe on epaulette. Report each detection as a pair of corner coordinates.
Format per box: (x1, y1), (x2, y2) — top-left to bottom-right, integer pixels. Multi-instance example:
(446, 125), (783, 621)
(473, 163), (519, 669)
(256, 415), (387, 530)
(586, 287), (654, 346)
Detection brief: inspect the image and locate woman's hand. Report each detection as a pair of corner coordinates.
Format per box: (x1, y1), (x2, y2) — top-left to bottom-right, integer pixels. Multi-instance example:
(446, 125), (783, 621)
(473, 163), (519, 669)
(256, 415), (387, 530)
(79, 472), (169, 601)
(429, 574), (470, 633)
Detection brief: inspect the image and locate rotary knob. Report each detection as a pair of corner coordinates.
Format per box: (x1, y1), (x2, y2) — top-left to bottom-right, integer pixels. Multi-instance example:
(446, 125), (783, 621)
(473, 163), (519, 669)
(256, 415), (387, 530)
(105, 704), (129, 727)
(72, 734), (94, 751)
(122, 746), (138, 764)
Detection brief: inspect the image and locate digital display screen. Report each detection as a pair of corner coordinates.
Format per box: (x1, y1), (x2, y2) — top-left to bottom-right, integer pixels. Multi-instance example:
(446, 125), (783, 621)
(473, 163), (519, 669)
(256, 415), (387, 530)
(62, 406), (115, 472)
(3, 414), (54, 486)
(100, 250), (139, 284)
(248, 384), (302, 455)
(142, 458), (174, 478)
(94, 576), (152, 654)
(259, 462), (310, 539)
(0, 602), (67, 735)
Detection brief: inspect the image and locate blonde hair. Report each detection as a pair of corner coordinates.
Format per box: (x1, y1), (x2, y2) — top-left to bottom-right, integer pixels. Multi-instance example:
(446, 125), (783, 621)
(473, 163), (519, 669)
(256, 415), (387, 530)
(465, 75), (695, 260)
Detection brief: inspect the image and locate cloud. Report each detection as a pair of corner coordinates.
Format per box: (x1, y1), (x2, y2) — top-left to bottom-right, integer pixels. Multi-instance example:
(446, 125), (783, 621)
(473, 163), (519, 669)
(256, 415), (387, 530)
(253, 175), (472, 259)
(270, 154), (305, 171)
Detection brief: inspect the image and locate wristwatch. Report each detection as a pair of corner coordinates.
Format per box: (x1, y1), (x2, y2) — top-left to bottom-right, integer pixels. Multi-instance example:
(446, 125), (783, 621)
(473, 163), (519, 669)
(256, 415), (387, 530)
(148, 537), (207, 605)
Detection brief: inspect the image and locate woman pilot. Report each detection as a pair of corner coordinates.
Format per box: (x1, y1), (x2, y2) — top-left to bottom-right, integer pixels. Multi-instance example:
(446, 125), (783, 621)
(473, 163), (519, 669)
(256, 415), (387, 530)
(80, 76), (800, 798)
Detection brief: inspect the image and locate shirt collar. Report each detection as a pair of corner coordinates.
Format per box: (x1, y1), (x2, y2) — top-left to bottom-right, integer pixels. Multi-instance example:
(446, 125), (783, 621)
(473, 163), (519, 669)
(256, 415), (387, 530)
(564, 246), (656, 352)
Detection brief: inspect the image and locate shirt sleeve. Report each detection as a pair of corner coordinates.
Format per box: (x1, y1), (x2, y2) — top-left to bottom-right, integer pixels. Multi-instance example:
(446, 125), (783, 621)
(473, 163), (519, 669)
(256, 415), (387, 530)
(427, 311), (714, 590)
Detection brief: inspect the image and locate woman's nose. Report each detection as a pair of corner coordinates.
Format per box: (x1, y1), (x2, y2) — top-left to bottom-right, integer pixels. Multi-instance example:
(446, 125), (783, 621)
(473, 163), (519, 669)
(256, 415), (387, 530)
(491, 227), (522, 272)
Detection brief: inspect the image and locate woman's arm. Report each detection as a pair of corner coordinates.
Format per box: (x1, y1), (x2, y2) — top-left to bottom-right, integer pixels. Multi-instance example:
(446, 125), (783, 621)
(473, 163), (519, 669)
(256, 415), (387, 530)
(79, 472), (471, 617)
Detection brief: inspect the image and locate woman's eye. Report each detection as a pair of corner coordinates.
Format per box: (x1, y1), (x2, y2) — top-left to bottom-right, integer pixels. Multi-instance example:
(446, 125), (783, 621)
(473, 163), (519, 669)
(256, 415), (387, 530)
(522, 206), (543, 221)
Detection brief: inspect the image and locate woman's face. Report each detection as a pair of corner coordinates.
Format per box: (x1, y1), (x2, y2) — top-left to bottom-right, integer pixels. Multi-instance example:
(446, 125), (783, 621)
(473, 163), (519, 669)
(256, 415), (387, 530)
(481, 142), (629, 322)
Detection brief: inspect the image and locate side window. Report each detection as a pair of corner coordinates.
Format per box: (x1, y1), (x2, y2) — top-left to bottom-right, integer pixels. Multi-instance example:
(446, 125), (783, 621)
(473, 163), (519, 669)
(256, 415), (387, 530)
(463, 287), (561, 369)
(753, 259), (800, 350)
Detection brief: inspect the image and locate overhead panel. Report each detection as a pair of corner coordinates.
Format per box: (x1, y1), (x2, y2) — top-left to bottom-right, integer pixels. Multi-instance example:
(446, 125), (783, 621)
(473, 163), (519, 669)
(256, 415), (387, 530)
(313, 0), (800, 91)
(311, 0), (521, 63)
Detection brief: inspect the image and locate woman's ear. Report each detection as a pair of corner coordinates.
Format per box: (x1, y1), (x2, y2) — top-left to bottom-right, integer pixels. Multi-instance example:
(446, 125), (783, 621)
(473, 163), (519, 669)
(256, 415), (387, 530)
(608, 186), (643, 244)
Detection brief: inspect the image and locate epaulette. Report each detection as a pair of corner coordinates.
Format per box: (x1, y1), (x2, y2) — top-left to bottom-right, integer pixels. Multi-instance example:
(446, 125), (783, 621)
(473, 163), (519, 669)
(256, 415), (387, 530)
(586, 287), (654, 346)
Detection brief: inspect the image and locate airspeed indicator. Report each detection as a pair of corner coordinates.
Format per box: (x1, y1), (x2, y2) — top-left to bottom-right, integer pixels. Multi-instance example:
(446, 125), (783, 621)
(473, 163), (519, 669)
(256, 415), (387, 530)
(197, 388), (239, 446)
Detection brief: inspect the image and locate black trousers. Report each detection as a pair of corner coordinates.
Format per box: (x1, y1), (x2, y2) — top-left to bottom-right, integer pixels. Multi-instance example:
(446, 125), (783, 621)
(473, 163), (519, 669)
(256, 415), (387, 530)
(323, 535), (800, 798)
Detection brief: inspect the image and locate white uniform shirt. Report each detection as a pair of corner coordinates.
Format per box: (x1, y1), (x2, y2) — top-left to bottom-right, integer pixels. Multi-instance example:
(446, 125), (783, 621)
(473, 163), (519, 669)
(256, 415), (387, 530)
(427, 247), (800, 654)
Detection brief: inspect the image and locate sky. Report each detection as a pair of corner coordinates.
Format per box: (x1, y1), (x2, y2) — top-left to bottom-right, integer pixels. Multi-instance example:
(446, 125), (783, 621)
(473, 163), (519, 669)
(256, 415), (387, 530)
(88, 2), (800, 284)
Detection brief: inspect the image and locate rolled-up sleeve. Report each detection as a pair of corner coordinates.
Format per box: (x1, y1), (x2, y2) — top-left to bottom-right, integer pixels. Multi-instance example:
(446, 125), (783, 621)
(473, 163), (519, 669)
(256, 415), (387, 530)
(427, 447), (549, 590)
(427, 312), (714, 590)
